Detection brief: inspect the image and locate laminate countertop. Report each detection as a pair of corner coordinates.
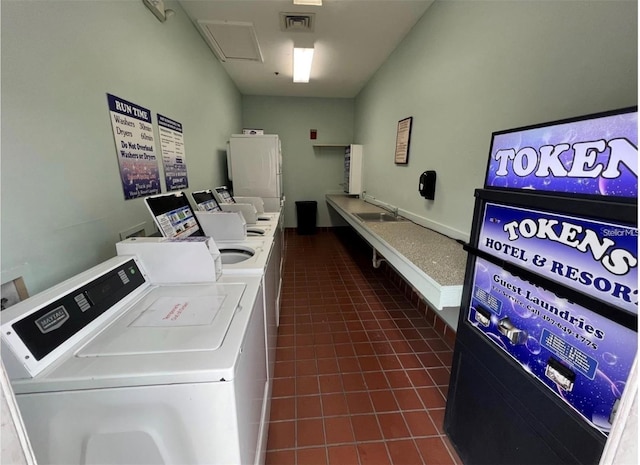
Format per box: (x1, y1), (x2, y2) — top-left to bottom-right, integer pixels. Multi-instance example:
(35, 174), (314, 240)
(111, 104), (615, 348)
(326, 194), (468, 326)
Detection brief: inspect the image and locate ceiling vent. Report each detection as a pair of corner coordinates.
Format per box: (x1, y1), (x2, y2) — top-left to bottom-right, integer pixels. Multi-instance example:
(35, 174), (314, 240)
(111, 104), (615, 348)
(196, 20), (264, 62)
(280, 13), (315, 32)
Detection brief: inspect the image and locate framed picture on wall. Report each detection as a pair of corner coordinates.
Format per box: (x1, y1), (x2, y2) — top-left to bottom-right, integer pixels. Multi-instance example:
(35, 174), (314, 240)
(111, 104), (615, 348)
(394, 117), (413, 164)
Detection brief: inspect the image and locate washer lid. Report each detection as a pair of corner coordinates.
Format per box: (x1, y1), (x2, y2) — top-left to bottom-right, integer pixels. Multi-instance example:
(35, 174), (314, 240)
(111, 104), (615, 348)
(77, 283), (245, 357)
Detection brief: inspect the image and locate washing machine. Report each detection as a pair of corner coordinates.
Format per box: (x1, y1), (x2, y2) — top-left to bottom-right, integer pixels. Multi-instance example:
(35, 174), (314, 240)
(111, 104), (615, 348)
(142, 188), (279, 289)
(215, 235), (279, 409)
(116, 235), (277, 464)
(141, 191), (279, 463)
(1, 249), (269, 465)
(197, 199), (282, 391)
(191, 189), (274, 238)
(212, 186), (279, 226)
(144, 192), (271, 264)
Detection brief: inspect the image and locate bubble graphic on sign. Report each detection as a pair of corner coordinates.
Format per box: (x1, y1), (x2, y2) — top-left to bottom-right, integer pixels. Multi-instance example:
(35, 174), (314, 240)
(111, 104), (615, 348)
(602, 352), (618, 366)
(512, 303), (533, 319)
(599, 175), (636, 198)
(526, 336), (542, 355)
(489, 175), (510, 189)
(612, 381), (625, 398)
(591, 402), (614, 432)
(486, 332), (508, 351)
(476, 261), (489, 274)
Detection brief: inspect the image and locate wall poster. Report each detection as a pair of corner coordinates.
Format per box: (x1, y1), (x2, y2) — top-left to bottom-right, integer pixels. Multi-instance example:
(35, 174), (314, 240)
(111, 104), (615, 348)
(107, 93), (161, 200)
(157, 114), (189, 191)
(394, 116), (413, 164)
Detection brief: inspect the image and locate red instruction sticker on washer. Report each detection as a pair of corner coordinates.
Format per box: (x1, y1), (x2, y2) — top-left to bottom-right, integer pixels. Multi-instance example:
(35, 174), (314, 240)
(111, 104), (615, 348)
(131, 296), (226, 327)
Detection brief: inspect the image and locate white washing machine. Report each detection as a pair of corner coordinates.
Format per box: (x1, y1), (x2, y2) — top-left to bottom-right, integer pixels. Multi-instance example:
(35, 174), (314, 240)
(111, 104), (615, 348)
(140, 192), (280, 465)
(142, 193), (280, 347)
(216, 236), (279, 424)
(143, 192), (272, 268)
(116, 235), (278, 465)
(191, 189), (274, 238)
(212, 186), (279, 226)
(1, 251), (269, 465)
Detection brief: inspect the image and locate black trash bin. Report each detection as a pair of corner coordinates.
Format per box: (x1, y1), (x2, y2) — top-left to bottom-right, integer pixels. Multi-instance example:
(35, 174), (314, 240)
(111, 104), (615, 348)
(295, 201), (317, 235)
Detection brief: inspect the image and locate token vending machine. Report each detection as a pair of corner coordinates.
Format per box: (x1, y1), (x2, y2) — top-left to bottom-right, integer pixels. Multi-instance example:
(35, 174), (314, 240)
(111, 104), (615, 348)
(444, 108), (638, 464)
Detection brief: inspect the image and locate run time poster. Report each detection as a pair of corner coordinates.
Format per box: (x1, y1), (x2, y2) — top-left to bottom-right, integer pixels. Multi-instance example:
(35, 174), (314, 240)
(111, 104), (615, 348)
(107, 93), (161, 200)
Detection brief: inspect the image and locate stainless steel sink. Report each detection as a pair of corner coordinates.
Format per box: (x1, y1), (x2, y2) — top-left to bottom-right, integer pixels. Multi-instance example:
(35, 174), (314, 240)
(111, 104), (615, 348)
(353, 212), (404, 222)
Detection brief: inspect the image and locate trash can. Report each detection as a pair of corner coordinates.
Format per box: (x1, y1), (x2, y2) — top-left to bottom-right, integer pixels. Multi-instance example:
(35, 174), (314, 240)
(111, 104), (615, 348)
(295, 201), (317, 235)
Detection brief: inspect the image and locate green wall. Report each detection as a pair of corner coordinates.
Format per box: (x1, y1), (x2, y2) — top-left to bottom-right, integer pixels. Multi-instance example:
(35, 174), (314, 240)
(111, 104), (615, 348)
(1, 0), (242, 295)
(242, 96), (354, 228)
(355, 0), (638, 240)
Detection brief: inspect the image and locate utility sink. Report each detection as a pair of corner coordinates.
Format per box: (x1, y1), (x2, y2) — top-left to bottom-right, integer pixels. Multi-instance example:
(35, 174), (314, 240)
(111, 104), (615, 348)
(353, 212), (405, 222)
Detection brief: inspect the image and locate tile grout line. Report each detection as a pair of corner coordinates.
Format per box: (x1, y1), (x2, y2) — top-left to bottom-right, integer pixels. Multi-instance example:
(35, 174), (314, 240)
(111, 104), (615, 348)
(269, 230), (461, 464)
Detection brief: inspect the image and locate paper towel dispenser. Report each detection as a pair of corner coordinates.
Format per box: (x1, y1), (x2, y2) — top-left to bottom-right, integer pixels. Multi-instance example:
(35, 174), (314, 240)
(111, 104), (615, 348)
(419, 171), (436, 200)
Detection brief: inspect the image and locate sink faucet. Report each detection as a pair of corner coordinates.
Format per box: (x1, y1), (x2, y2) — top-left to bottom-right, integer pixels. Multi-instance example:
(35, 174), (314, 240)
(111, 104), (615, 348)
(380, 203), (398, 218)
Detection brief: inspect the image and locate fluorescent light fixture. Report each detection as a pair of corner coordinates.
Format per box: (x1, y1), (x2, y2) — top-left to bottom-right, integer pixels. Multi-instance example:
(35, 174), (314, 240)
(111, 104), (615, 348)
(293, 47), (314, 83)
(293, 0), (322, 5)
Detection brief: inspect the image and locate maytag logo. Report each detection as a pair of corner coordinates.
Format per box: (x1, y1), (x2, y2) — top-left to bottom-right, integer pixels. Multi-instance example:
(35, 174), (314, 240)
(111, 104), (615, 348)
(35, 306), (69, 334)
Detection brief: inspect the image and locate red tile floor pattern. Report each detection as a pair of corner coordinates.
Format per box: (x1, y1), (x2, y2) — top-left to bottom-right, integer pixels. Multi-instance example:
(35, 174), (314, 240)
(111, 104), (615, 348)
(266, 229), (463, 465)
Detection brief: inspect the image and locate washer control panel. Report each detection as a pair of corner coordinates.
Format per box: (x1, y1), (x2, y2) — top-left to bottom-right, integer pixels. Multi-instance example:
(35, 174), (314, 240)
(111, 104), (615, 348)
(8, 259), (146, 362)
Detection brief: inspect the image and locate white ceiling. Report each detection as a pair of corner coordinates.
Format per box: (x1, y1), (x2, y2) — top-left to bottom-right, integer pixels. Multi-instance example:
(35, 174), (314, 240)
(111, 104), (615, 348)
(178, 0), (434, 98)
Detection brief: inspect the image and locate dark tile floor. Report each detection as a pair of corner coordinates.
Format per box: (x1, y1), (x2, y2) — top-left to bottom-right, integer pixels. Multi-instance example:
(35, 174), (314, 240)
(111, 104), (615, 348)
(266, 228), (462, 465)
